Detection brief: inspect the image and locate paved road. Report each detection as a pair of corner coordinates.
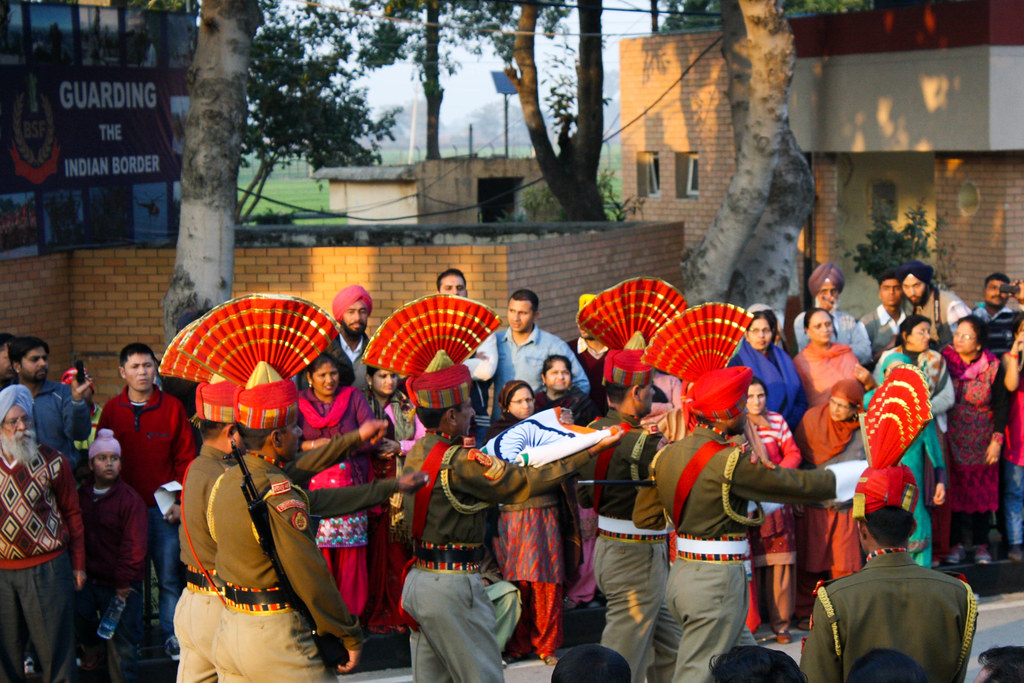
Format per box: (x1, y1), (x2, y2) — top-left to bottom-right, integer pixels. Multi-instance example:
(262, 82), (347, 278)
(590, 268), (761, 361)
(343, 591), (1024, 682)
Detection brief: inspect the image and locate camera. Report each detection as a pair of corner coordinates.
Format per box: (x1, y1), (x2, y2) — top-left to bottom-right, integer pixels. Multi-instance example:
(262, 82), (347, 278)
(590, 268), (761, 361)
(998, 283), (1020, 295)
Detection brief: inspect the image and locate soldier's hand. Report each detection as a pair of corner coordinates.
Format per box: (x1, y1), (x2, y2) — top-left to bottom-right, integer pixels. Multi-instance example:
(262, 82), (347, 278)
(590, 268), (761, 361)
(336, 648), (361, 674)
(359, 420), (389, 444)
(396, 471), (429, 493)
(589, 425), (625, 455)
(375, 438), (401, 459)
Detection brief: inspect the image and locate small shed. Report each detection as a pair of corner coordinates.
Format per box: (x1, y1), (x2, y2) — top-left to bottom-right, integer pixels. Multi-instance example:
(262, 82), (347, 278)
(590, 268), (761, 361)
(313, 157), (544, 225)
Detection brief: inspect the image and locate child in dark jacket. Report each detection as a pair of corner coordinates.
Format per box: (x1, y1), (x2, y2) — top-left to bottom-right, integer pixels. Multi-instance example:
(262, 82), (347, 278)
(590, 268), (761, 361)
(75, 429), (148, 682)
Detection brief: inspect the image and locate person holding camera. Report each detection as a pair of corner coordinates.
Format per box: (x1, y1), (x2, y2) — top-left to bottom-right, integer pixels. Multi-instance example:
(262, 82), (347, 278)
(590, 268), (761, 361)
(972, 272), (1024, 356)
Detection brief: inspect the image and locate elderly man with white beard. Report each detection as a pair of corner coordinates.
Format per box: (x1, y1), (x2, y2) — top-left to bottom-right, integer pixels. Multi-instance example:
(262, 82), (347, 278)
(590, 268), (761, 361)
(0, 384), (85, 683)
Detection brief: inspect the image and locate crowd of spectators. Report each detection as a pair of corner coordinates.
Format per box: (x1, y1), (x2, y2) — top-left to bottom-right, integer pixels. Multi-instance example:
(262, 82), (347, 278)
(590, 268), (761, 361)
(2, 260), (1024, 680)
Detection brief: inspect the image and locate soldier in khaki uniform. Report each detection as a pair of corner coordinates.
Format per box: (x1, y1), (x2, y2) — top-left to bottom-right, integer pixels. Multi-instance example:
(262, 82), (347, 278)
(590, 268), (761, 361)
(174, 380), (392, 683)
(206, 363), (425, 681)
(801, 464), (977, 683)
(651, 366), (866, 683)
(578, 349), (681, 683)
(357, 294), (622, 683)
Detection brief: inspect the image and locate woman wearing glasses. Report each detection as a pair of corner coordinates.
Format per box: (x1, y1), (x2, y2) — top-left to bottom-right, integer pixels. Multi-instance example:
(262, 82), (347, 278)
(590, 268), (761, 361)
(941, 315), (1009, 564)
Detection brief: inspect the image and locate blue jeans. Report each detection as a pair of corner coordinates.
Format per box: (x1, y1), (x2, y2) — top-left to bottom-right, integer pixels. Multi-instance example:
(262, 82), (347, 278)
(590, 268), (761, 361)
(148, 505), (183, 639)
(1004, 459), (1024, 546)
(74, 581), (143, 682)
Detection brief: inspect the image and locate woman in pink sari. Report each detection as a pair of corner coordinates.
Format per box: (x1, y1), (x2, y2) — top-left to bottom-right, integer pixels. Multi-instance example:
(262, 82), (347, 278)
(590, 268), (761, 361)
(942, 316), (1009, 564)
(298, 353), (378, 615)
(794, 308), (875, 407)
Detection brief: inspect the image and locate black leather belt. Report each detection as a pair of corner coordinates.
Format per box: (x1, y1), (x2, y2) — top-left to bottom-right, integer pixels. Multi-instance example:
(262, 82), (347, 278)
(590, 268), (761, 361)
(413, 544), (485, 564)
(223, 583), (290, 608)
(186, 566), (224, 591)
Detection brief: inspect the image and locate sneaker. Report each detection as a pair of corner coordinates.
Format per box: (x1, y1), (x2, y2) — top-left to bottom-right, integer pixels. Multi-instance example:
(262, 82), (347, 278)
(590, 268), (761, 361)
(974, 545), (992, 564)
(943, 544), (966, 564)
(1009, 545), (1023, 563)
(165, 635), (181, 661)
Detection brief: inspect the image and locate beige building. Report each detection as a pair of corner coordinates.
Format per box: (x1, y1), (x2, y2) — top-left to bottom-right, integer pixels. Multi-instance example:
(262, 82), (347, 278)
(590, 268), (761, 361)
(313, 157), (544, 225)
(620, 0), (1024, 318)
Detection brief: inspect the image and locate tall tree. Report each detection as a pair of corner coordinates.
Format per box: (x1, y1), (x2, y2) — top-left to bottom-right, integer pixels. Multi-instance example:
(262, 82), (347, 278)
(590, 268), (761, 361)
(162, 0), (261, 340)
(506, 0), (606, 221)
(680, 0), (813, 308)
(236, 1), (395, 223)
(352, 0), (523, 160)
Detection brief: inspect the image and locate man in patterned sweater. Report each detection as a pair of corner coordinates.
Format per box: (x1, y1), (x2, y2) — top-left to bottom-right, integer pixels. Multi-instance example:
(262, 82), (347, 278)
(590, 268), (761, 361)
(0, 384), (86, 682)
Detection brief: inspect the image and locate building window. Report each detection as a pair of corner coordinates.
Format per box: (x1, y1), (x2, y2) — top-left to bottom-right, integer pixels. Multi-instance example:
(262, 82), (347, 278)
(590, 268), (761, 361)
(870, 180), (896, 216)
(637, 152), (660, 198)
(676, 152), (699, 198)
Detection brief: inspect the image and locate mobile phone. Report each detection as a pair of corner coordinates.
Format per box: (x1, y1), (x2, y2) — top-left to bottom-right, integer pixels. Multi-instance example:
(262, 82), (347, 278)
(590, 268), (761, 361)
(998, 283), (1020, 295)
(75, 360), (85, 384)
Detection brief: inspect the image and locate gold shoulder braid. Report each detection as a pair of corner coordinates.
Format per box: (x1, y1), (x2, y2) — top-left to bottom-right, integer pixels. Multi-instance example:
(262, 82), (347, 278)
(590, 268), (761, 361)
(441, 446), (492, 515)
(630, 430), (651, 483)
(207, 472), (228, 543)
(815, 584), (843, 657)
(956, 578), (978, 673)
(722, 447), (765, 526)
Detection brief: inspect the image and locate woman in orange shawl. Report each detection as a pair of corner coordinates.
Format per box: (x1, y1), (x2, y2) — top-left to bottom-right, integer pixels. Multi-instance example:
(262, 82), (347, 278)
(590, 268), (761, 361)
(794, 308), (875, 407)
(791, 378), (866, 628)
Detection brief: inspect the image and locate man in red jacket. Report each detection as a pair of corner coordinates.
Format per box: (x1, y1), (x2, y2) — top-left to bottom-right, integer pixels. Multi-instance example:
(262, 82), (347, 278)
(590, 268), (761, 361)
(75, 429), (148, 681)
(99, 343), (195, 659)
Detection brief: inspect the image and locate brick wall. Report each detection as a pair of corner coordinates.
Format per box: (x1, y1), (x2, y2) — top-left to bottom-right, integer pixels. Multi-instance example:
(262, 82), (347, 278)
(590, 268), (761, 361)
(934, 154), (1024, 299)
(1, 223), (687, 403)
(619, 32), (733, 251)
(505, 222), (687, 340)
(2, 252), (73, 374)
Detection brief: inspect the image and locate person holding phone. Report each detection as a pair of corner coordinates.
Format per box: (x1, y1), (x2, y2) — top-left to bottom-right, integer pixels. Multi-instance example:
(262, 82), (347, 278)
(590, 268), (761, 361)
(1002, 313), (1024, 562)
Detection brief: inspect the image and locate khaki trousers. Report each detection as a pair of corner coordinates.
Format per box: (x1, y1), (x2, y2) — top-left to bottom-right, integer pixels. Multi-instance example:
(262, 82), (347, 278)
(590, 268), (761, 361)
(402, 568), (505, 683)
(173, 588), (222, 683)
(212, 608), (336, 682)
(665, 561), (756, 683)
(593, 536), (680, 683)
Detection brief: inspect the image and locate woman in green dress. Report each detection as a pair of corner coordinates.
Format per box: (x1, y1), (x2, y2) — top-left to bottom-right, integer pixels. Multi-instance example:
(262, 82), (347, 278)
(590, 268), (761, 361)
(866, 352), (947, 567)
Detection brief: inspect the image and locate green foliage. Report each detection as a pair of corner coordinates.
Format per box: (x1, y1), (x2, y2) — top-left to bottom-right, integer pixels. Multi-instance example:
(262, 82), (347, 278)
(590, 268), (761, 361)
(848, 201), (939, 280)
(518, 169), (639, 222)
(237, 0), (396, 222)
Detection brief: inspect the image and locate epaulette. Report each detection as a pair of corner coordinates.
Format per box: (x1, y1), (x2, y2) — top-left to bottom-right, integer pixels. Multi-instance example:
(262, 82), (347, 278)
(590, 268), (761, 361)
(813, 581), (842, 657)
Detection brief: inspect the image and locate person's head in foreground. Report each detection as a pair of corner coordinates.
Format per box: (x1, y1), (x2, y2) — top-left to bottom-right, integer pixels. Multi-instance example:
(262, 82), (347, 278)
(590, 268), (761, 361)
(974, 646), (1024, 683)
(847, 648), (928, 683)
(709, 645), (805, 683)
(551, 644), (630, 683)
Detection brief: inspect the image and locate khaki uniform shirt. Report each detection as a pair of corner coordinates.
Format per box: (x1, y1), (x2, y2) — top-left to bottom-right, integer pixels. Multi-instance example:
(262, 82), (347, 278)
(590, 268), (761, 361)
(578, 411), (663, 525)
(402, 432), (591, 546)
(209, 453), (363, 650)
(652, 426), (836, 537)
(801, 551), (976, 683)
(178, 431), (368, 569)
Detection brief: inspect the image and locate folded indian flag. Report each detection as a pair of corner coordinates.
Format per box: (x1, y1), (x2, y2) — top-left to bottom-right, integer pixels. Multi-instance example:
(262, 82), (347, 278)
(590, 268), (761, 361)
(482, 407), (613, 467)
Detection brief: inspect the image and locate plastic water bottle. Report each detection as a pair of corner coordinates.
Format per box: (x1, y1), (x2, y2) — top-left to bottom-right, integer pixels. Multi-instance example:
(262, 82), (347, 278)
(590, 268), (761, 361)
(96, 596), (127, 640)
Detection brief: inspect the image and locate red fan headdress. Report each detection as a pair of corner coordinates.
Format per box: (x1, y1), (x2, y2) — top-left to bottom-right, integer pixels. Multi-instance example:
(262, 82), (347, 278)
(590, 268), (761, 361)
(363, 295), (500, 409)
(577, 278), (687, 387)
(159, 294), (340, 429)
(642, 303), (753, 383)
(852, 364), (933, 520)
(577, 277), (687, 351)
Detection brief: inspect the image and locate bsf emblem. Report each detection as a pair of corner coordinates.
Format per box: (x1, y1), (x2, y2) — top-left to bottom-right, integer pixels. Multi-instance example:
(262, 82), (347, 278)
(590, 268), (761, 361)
(10, 75), (60, 184)
(292, 511), (309, 532)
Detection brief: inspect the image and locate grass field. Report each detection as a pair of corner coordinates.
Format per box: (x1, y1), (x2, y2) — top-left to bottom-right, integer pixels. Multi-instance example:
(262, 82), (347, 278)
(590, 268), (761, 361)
(236, 144), (623, 225)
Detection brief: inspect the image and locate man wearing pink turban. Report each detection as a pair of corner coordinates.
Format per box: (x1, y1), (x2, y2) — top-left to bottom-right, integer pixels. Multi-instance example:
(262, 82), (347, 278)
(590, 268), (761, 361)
(329, 285), (373, 391)
(793, 263), (872, 365)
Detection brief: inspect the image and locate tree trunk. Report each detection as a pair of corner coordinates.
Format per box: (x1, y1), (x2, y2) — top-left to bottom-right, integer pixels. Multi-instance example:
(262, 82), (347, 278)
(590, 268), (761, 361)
(680, 0), (798, 303)
(424, 1), (442, 160)
(508, 0), (605, 221)
(727, 129), (814, 310)
(162, 0), (262, 341)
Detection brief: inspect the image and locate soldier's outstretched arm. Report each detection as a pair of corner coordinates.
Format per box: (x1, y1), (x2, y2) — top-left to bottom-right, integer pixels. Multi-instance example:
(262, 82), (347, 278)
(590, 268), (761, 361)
(284, 421), (386, 485)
